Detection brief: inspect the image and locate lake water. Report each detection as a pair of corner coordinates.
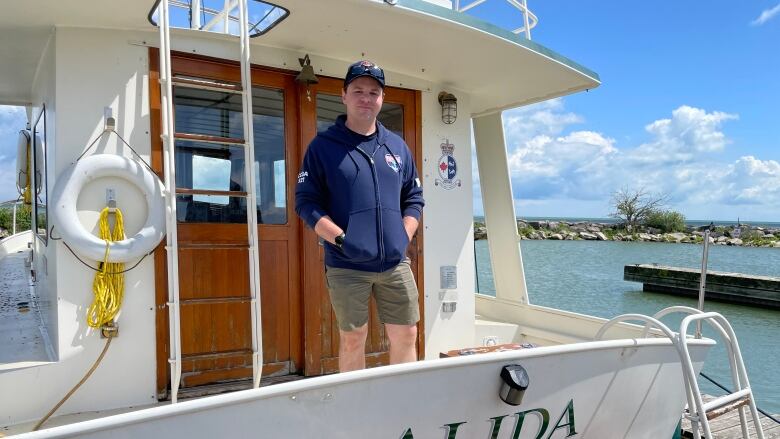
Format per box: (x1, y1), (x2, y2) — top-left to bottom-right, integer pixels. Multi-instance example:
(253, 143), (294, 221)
(474, 239), (780, 414)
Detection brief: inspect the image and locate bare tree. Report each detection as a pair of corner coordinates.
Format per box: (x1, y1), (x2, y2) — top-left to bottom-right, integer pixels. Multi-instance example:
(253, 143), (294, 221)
(609, 188), (667, 232)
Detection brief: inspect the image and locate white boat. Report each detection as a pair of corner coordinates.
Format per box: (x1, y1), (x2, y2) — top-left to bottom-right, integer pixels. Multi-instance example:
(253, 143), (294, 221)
(0, 1), (763, 438)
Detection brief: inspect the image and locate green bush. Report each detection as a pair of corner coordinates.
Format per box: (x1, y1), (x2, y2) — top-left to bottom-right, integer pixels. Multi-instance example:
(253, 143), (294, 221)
(0, 205), (32, 232)
(644, 209), (686, 233)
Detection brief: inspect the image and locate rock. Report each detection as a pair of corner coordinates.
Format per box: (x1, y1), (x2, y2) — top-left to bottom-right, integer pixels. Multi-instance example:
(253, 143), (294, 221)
(614, 234), (623, 241)
(595, 232), (608, 241)
(517, 220), (529, 229)
(547, 221), (560, 230)
(528, 221), (545, 230)
(587, 226), (601, 233)
(550, 233), (564, 240)
(579, 232), (598, 240)
(646, 227), (661, 235)
(668, 232), (687, 242)
(638, 233), (654, 241)
(773, 241), (780, 248)
(716, 236), (728, 243)
(764, 234), (776, 239)
(528, 231), (541, 240)
(680, 236), (691, 243)
(474, 227), (487, 240)
(727, 238), (743, 246)
(623, 235), (634, 241)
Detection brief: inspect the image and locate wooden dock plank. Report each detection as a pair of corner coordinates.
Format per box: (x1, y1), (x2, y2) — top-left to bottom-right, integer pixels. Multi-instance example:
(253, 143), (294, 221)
(681, 395), (780, 438)
(624, 264), (780, 309)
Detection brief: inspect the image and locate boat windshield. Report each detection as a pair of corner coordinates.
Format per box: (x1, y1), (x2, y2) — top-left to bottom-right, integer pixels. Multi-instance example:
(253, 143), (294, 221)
(148, 0), (288, 37)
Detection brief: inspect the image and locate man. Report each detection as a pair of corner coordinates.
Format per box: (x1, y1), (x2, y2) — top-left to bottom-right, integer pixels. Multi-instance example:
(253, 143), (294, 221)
(295, 60), (424, 372)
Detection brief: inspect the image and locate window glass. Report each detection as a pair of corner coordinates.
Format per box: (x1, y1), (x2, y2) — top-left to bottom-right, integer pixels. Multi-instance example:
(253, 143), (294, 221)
(33, 107), (47, 243)
(174, 87), (244, 139)
(148, 0), (288, 38)
(173, 85), (287, 224)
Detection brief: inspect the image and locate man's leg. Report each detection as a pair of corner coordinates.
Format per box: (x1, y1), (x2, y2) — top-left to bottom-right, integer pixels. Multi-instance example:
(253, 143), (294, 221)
(338, 324), (369, 372)
(385, 323), (417, 364)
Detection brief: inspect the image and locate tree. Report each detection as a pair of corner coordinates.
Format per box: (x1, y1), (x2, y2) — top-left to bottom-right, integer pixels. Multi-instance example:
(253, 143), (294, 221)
(609, 188), (667, 232)
(645, 209), (686, 233)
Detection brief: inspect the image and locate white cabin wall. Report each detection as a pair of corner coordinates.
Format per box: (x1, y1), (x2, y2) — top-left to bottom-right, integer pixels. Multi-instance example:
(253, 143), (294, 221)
(419, 90), (476, 359)
(30, 29), (58, 354)
(0, 27), (158, 425)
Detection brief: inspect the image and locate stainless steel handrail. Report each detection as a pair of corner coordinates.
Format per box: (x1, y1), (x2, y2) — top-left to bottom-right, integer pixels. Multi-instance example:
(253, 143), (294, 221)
(454, 0), (538, 39)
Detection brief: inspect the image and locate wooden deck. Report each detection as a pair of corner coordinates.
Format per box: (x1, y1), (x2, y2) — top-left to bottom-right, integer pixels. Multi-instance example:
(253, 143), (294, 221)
(681, 395), (780, 438)
(624, 264), (780, 309)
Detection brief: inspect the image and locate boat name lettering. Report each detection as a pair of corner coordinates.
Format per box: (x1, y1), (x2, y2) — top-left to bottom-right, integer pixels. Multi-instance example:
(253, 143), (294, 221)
(399, 399), (576, 438)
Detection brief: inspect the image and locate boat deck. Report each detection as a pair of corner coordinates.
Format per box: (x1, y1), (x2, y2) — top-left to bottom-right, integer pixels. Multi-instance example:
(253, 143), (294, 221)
(681, 395), (780, 438)
(0, 249), (53, 369)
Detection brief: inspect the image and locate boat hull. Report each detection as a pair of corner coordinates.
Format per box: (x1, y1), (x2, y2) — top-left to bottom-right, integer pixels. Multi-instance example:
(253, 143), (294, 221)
(17, 337), (711, 438)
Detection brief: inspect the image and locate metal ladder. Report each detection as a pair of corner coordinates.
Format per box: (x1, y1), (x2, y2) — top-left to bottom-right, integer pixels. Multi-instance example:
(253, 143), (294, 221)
(596, 306), (765, 439)
(157, 0), (263, 403)
(673, 309), (765, 439)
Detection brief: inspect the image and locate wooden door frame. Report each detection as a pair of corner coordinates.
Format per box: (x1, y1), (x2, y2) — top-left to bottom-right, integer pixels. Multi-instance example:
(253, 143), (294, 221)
(149, 48), (304, 396)
(299, 77), (425, 375)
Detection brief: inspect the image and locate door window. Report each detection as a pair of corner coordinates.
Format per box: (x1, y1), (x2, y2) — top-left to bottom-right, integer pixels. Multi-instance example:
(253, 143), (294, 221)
(173, 85), (287, 224)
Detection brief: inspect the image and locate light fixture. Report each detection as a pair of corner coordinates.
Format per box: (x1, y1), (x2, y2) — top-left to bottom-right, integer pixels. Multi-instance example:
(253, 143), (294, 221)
(438, 91), (457, 124)
(295, 54), (319, 101)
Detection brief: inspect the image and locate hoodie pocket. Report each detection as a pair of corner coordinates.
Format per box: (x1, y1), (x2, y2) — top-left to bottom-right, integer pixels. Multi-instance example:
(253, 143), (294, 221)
(342, 208), (379, 263)
(381, 207), (409, 263)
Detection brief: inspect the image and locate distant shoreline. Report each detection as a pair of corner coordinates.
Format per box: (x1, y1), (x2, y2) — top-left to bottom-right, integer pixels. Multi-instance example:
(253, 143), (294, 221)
(473, 216), (780, 229)
(473, 219), (780, 249)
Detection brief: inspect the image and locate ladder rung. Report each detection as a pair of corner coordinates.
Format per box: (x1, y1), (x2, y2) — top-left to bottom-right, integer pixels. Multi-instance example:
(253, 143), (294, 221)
(174, 132), (246, 146)
(701, 389), (752, 419)
(172, 76), (243, 94)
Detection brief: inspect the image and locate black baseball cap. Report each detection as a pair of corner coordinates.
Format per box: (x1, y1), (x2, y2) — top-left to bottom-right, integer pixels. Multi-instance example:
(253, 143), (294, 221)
(344, 60), (385, 88)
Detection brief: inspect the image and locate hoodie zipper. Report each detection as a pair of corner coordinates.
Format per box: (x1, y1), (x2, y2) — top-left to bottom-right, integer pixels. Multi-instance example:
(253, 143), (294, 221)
(355, 144), (384, 271)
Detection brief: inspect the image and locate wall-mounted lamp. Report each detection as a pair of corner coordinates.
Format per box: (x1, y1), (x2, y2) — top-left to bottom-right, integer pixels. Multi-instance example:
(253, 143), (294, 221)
(438, 91), (457, 124)
(295, 54), (319, 101)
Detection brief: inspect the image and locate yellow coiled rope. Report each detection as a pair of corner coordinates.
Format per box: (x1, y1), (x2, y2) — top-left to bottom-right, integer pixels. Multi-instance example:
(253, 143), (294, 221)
(86, 207), (125, 328)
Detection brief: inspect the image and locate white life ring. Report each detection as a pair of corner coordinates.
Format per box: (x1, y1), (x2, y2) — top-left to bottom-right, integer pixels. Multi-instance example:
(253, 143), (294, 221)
(51, 154), (166, 262)
(16, 130), (31, 190)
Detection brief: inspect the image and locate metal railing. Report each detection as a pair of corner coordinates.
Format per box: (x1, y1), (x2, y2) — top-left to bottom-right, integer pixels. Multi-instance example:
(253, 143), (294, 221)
(453, 0), (538, 39)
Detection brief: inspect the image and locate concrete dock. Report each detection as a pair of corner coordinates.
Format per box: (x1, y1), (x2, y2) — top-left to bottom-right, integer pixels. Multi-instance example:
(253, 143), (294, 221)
(624, 264), (780, 309)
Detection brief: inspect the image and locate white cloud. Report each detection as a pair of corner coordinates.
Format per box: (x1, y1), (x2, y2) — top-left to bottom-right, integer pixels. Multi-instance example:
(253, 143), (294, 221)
(489, 102), (780, 219)
(751, 3), (780, 25)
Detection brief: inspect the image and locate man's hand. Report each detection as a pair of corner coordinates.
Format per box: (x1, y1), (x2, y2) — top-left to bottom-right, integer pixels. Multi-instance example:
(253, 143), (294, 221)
(403, 216), (419, 242)
(314, 216), (345, 245)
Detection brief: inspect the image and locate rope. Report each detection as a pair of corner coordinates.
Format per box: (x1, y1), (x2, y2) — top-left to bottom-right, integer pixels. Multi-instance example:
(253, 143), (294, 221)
(32, 336), (114, 431)
(86, 207), (126, 329)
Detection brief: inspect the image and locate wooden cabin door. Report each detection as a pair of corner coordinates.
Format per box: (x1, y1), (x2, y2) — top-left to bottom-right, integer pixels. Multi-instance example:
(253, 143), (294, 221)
(151, 52), (302, 397)
(300, 78), (424, 375)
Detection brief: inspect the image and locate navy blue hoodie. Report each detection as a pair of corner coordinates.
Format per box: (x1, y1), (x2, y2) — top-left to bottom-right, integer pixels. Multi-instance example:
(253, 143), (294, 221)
(295, 115), (424, 272)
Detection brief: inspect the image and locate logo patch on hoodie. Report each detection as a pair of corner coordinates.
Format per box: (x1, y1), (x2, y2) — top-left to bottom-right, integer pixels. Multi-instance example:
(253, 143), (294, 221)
(385, 154), (402, 172)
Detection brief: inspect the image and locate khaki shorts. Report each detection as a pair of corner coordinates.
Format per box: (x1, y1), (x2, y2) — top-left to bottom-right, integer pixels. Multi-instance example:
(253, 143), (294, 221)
(325, 259), (420, 332)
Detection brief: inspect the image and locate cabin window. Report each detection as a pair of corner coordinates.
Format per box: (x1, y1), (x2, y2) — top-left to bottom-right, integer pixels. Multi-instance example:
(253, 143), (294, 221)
(148, 0), (289, 38)
(316, 93), (404, 138)
(173, 85), (287, 224)
(33, 106), (47, 244)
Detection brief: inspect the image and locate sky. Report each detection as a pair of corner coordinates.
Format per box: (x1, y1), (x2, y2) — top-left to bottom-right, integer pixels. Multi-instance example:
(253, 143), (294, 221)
(1, 1), (778, 222)
(468, 1), (780, 222)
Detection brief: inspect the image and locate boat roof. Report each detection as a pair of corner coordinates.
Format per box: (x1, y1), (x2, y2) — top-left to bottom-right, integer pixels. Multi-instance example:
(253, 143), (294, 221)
(0, 0), (600, 115)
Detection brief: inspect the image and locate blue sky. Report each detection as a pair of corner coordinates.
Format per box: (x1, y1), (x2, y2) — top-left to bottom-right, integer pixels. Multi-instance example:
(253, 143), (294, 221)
(1, 1), (778, 222)
(469, 1), (780, 222)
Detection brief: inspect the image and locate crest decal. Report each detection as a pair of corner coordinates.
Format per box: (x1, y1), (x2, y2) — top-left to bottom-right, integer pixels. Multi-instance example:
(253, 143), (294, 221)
(385, 153), (402, 172)
(435, 139), (461, 190)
